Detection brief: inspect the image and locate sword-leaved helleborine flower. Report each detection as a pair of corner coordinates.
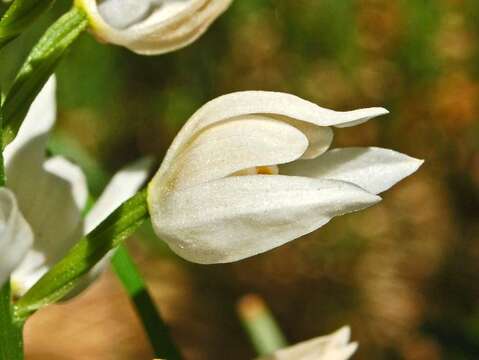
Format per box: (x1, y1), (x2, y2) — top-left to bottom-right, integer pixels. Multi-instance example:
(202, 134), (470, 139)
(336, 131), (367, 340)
(147, 91), (423, 264)
(259, 327), (357, 360)
(0, 77), (151, 297)
(75, 0), (233, 54)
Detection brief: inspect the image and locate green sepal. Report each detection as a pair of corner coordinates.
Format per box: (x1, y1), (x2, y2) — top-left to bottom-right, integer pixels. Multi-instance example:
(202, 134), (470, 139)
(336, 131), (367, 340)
(15, 190), (149, 320)
(1, 6), (87, 148)
(0, 0), (56, 49)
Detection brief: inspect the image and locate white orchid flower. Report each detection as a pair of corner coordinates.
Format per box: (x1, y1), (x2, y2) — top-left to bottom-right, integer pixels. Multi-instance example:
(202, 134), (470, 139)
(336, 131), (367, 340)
(147, 91), (423, 264)
(259, 327), (357, 360)
(2, 77), (151, 297)
(75, 0), (233, 55)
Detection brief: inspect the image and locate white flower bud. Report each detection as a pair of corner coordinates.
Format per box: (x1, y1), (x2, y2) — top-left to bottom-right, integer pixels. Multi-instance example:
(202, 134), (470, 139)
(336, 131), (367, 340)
(75, 0), (233, 54)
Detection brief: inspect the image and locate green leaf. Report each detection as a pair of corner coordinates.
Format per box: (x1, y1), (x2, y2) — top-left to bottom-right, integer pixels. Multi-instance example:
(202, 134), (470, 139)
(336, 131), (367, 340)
(112, 245), (183, 360)
(1, 6), (87, 148)
(15, 190), (149, 320)
(0, 0), (56, 49)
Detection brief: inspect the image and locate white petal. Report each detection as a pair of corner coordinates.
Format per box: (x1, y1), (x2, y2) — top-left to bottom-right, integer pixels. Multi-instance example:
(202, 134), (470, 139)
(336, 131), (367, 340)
(148, 175), (380, 264)
(3, 76), (56, 167)
(11, 251), (48, 296)
(98, 0), (151, 29)
(85, 157), (153, 233)
(78, 0), (233, 55)
(282, 147), (424, 194)
(0, 188), (33, 288)
(277, 116), (333, 159)
(159, 91), (387, 176)
(160, 116), (308, 191)
(7, 156), (88, 295)
(262, 327), (357, 360)
(44, 156), (89, 210)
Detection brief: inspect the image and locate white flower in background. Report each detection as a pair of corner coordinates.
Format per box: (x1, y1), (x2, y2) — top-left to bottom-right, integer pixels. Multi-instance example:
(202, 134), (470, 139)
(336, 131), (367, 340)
(0, 189), (33, 288)
(148, 91), (423, 264)
(259, 327), (357, 360)
(75, 0), (233, 55)
(0, 77), (151, 297)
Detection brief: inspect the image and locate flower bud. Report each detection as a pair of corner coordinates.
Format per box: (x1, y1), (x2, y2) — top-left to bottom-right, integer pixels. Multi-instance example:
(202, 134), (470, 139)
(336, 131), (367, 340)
(75, 0), (233, 54)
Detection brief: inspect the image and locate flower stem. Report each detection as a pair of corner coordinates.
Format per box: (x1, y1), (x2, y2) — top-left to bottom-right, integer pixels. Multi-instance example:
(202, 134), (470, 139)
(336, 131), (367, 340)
(0, 283), (23, 360)
(237, 294), (288, 356)
(111, 245), (183, 360)
(0, 41), (22, 360)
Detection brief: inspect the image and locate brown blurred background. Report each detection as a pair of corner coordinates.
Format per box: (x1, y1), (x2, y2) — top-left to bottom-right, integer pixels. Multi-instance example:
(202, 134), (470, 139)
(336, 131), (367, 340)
(2, 0), (479, 359)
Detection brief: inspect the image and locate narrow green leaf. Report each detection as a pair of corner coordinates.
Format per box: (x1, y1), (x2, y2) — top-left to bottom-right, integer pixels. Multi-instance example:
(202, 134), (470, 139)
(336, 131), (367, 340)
(15, 190), (149, 320)
(0, 283), (23, 360)
(1, 6), (88, 148)
(0, 0), (56, 49)
(112, 245), (183, 360)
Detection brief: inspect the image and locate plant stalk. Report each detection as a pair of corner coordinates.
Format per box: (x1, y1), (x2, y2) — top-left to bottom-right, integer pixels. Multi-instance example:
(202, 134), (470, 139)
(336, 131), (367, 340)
(112, 245), (183, 360)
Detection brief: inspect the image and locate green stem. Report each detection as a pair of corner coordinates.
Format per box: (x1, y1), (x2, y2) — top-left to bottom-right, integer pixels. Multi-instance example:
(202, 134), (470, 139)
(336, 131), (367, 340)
(0, 48), (22, 360)
(111, 245), (183, 360)
(0, 283), (23, 360)
(237, 294), (288, 356)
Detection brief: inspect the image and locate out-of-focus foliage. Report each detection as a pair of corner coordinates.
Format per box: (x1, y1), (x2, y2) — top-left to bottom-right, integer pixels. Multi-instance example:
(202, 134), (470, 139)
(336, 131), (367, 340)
(3, 0), (479, 359)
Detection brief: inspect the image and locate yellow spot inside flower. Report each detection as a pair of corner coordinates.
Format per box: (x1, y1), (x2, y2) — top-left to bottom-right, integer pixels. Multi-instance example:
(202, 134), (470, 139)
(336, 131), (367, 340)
(256, 166), (278, 175)
(232, 165), (279, 177)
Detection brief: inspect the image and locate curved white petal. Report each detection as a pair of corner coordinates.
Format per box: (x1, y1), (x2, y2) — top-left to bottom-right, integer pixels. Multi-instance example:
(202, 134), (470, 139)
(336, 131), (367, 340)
(277, 116), (333, 159)
(0, 188), (33, 288)
(7, 156), (88, 295)
(158, 91), (388, 178)
(282, 147), (424, 195)
(260, 327), (357, 360)
(159, 116), (309, 191)
(148, 175), (380, 264)
(85, 157), (152, 233)
(4, 76), (56, 168)
(77, 0), (233, 55)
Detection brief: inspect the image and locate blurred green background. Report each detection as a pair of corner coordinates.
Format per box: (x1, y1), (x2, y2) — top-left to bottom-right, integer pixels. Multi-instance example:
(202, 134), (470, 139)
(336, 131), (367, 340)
(2, 0), (479, 359)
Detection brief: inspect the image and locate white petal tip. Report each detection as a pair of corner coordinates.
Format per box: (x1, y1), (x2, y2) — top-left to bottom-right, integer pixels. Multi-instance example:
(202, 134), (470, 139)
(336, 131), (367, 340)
(376, 107), (389, 115)
(333, 107), (389, 128)
(344, 342), (359, 357)
(334, 326), (352, 344)
(362, 107), (389, 120)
